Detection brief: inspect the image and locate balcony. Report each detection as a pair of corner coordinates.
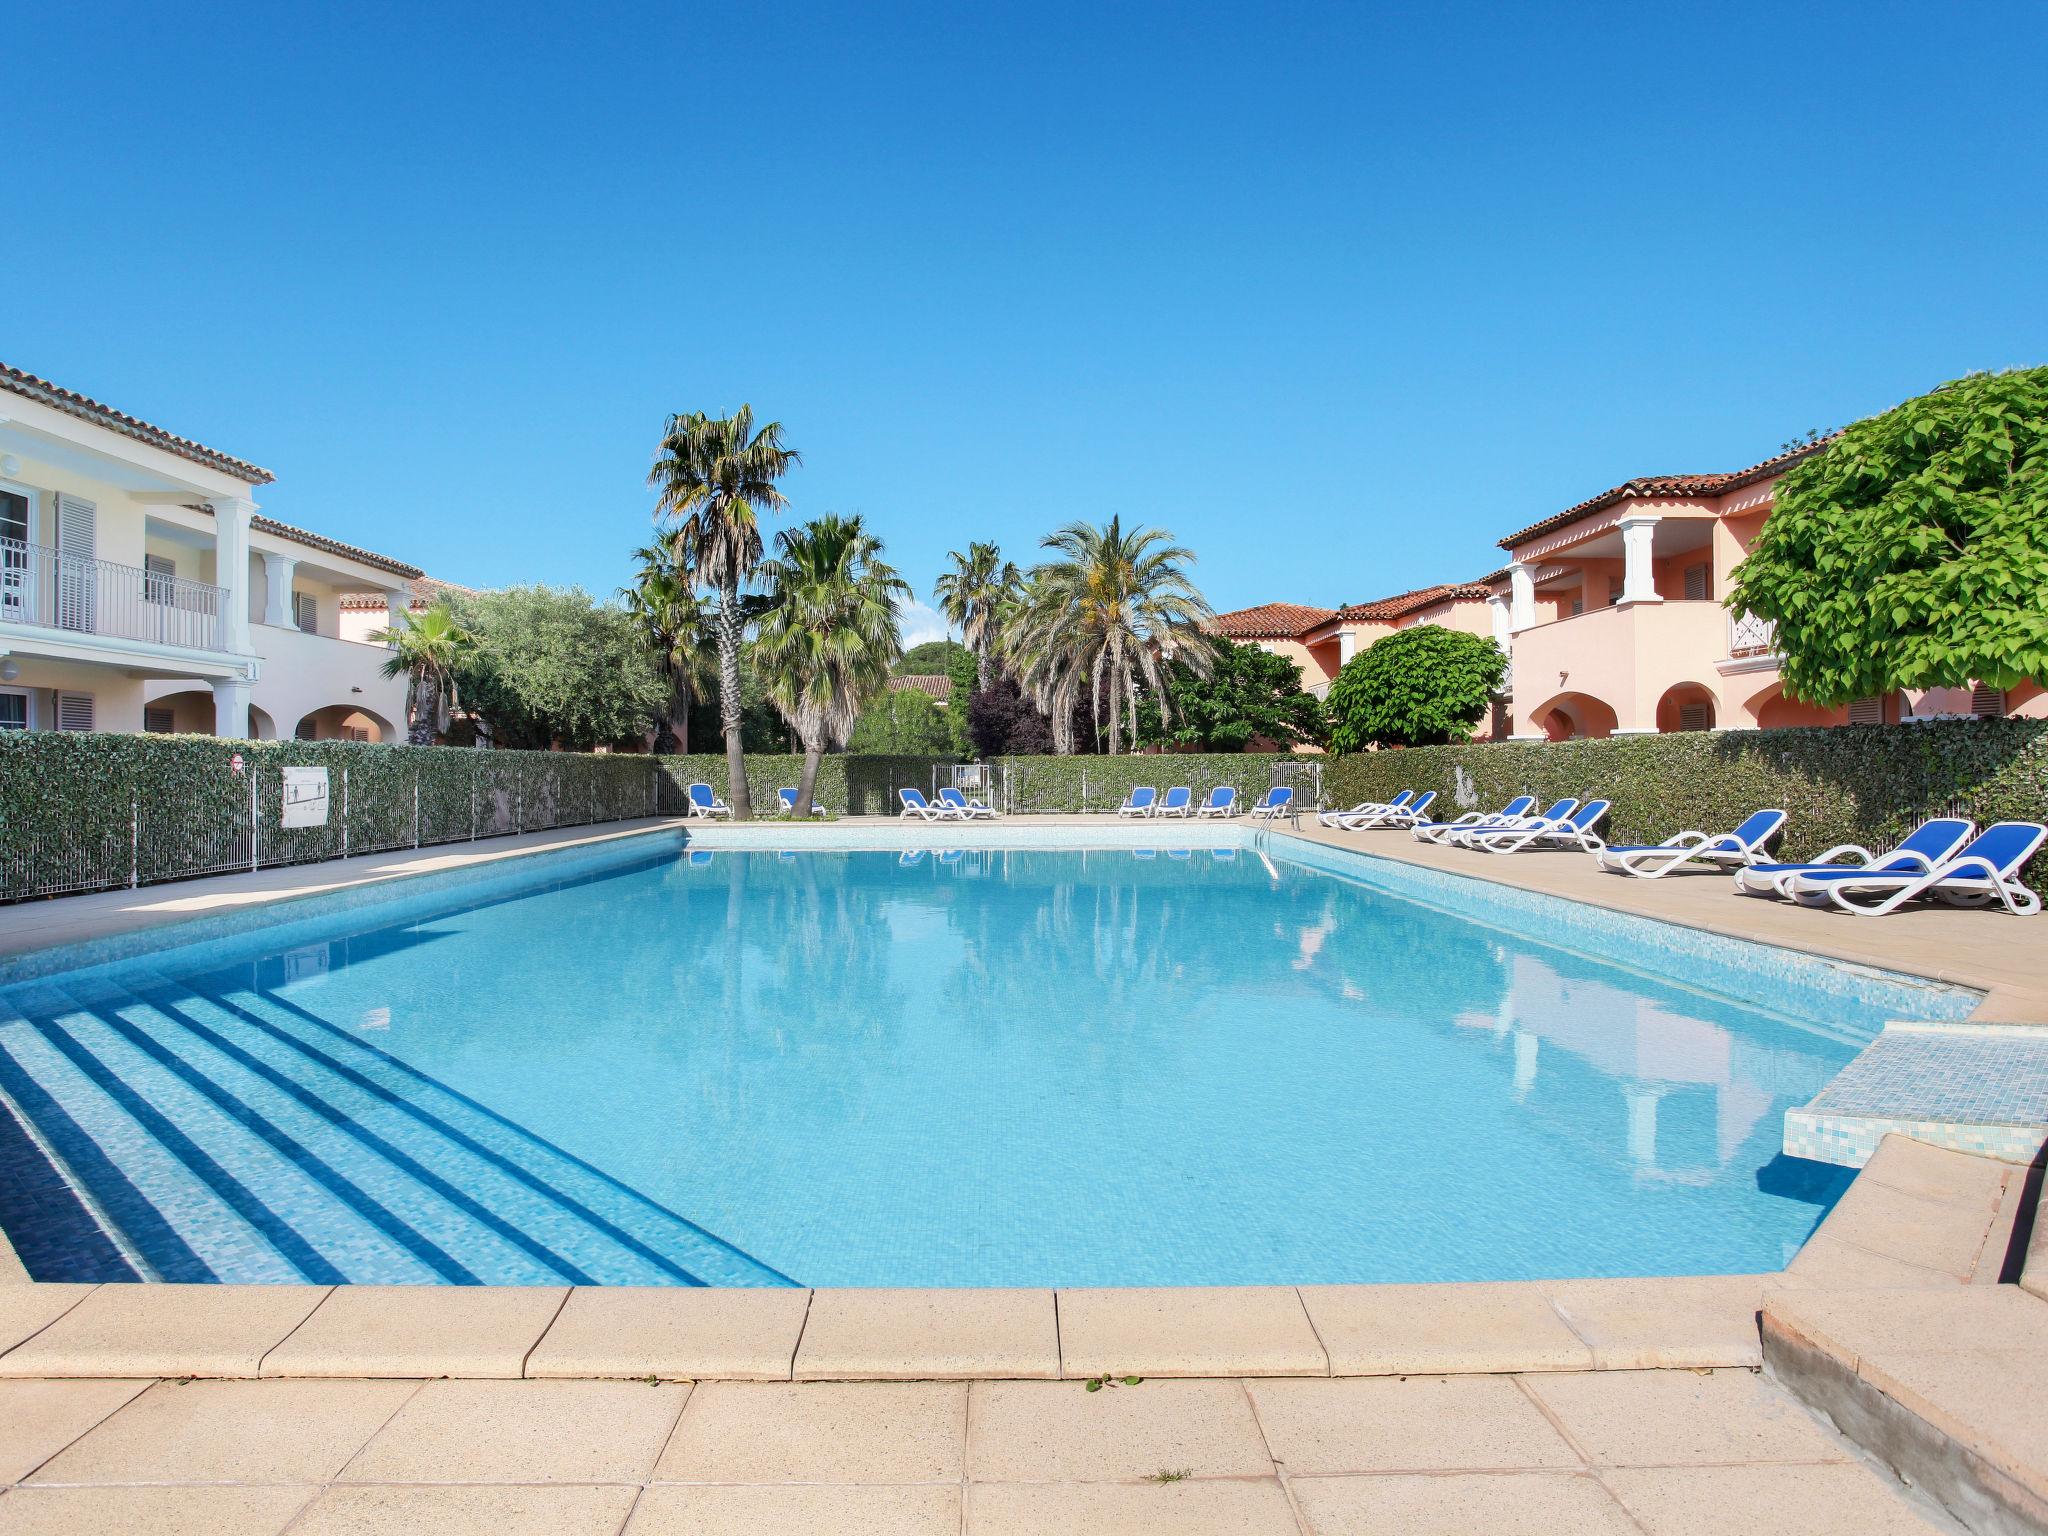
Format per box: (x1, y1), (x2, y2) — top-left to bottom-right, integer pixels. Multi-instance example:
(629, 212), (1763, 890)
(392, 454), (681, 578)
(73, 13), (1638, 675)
(1727, 610), (1777, 659)
(1508, 600), (1730, 735)
(1, 537), (228, 653)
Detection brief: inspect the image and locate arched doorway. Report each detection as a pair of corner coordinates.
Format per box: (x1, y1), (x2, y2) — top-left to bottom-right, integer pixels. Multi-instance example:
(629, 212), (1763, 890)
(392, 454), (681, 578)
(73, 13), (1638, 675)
(1655, 683), (1719, 733)
(1742, 682), (1844, 731)
(144, 689), (214, 735)
(1529, 691), (1619, 741)
(294, 705), (397, 743)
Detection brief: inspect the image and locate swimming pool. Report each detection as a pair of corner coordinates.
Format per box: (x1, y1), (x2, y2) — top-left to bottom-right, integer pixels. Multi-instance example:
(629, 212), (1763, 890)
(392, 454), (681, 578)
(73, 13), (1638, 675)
(0, 828), (1977, 1287)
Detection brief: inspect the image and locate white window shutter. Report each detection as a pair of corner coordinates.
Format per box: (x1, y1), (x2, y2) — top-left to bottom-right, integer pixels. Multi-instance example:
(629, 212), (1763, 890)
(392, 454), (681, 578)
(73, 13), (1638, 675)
(56, 692), (94, 732)
(294, 591), (318, 633)
(1683, 563), (1710, 602)
(55, 495), (97, 632)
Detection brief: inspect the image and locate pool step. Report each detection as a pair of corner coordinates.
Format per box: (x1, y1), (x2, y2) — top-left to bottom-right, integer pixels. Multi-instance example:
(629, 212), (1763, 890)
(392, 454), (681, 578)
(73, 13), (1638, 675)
(0, 972), (790, 1287)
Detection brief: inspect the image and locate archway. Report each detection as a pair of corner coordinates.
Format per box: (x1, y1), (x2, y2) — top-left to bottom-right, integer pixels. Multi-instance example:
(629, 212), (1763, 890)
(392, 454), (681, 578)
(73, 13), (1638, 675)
(294, 705), (397, 743)
(1528, 691), (1619, 742)
(2002, 681), (2046, 720)
(1655, 682), (1719, 733)
(1742, 682), (1844, 731)
(144, 689), (214, 735)
(248, 705), (277, 741)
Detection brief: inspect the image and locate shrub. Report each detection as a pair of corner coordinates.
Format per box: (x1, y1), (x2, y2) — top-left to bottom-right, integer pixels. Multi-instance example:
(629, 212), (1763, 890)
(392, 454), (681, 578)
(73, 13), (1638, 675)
(1326, 625), (1507, 750)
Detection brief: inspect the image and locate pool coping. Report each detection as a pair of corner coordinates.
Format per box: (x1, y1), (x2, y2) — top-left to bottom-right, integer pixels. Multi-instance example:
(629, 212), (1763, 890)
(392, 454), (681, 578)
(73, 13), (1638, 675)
(0, 817), (2040, 1388)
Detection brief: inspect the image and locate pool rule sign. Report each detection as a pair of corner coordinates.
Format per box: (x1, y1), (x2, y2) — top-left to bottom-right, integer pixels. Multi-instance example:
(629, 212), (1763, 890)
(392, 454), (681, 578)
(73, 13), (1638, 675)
(281, 766), (331, 828)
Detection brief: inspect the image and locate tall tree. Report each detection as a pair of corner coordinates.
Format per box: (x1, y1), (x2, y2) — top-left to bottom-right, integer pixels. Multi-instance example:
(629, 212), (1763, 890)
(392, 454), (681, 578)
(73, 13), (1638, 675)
(449, 586), (669, 751)
(1137, 637), (1326, 752)
(934, 541), (1020, 689)
(754, 515), (908, 814)
(373, 599), (471, 746)
(1003, 517), (1216, 754)
(1729, 367), (2048, 704)
(620, 542), (713, 753)
(649, 406), (801, 818)
(1325, 625), (1506, 750)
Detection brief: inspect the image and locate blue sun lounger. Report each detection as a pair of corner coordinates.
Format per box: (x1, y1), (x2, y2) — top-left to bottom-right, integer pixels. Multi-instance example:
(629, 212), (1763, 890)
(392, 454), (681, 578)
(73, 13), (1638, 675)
(1155, 786), (1194, 818)
(1248, 786), (1293, 821)
(1785, 821), (2045, 916)
(1731, 818), (1974, 900)
(1446, 797), (1574, 846)
(899, 787), (965, 821)
(1117, 786), (1159, 817)
(1193, 785), (1237, 818)
(1411, 795), (1537, 845)
(1319, 790), (1413, 827)
(1467, 799), (1610, 854)
(1336, 790), (1436, 830)
(938, 786), (999, 819)
(685, 782), (730, 820)
(777, 787), (829, 817)
(1596, 808), (1786, 878)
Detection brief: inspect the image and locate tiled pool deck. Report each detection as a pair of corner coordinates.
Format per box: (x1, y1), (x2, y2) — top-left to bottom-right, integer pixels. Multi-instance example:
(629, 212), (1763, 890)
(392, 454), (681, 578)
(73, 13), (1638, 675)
(0, 814), (2043, 1532)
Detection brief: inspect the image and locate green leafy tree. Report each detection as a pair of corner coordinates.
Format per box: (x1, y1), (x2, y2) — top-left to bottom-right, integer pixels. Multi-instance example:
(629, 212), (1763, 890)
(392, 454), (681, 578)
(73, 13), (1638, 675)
(943, 643), (978, 754)
(846, 686), (955, 753)
(1730, 367), (2048, 703)
(1137, 638), (1325, 752)
(450, 586), (669, 751)
(1004, 517), (1216, 755)
(619, 543), (714, 753)
(1326, 625), (1506, 751)
(373, 600), (473, 746)
(934, 541), (1021, 689)
(754, 515), (909, 814)
(897, 639), (974, 675)
(649, 406), (801, 818)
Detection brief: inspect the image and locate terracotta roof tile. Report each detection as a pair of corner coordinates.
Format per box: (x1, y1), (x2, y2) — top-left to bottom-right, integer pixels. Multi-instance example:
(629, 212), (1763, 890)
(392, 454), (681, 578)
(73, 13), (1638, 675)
(0, 362), (274, 484)
(1337, 582), (1497, 621)
(887, 674), (953, 700)
(1496, 437), (1835, 551)
(1208, 602), (1338, 640)
(339, 575), (473, 610)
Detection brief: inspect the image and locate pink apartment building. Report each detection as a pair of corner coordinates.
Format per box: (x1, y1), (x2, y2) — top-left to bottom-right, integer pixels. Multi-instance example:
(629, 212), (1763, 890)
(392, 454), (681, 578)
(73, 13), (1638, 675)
(1222, 437), (2045, 742)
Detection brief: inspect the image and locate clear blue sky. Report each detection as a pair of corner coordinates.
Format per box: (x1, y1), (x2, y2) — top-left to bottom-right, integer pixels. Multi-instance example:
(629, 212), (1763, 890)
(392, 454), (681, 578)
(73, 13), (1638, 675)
(13, 1), (2046, 643)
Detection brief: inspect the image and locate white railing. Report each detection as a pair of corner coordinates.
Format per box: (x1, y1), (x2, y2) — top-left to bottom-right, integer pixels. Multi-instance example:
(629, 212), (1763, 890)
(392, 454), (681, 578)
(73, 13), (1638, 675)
(0, 537), (228, 652)
(1727, 611), (1778, 658)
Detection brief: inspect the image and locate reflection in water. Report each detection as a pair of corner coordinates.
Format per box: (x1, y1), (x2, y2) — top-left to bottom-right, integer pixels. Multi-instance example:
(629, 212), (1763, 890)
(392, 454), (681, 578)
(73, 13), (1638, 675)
(0, 846), (1874, 1287)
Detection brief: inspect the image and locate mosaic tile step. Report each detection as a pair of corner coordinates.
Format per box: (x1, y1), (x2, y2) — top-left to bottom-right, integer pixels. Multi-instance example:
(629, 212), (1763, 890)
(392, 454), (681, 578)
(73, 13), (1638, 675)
(1785, 1022), (2048, 1167)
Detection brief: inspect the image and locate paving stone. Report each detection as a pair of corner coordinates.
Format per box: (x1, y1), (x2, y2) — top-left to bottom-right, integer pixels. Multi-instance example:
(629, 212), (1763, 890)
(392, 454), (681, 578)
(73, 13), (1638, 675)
(1290, 1471), (1638, 1535)
(968, 1380), (1273, 1483)
(1605, 1463), (1949, 1534)
(0, 1377), (151, 1481)
(1056, 1287), (1326, 1377)
(292, 1483), (640, 1536)
(525, 1285), (809, 1379)
(1299, 1282), (1591, 1375)
(656, 1380), (966, 1484)
(0, 1485), (314, 1534)
(340, 1379), (690, 1484)
(968, 1478), (1298, 1534)
(1521, 1368), (1847, 1467)
(795, 1288), (1058, 1379)
(628, 1484), (961, 1534)
(260, 1284), (567, 1377)
(1246, 1376), (1578, 1474)
(0, 1284), (329, 1378)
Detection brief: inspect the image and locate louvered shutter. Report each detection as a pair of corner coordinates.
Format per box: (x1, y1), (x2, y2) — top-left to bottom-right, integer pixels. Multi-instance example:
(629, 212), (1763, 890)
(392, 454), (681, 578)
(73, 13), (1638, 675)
(55, 692), (94, 732)
(1683, 563), (1710, 601)
(145, 553), (176, 605)
(1971, 684), (2007, 718)
(1847, 696), (1884, 725)
(294, 591), (318, 633)
(55, 495), (96, 632)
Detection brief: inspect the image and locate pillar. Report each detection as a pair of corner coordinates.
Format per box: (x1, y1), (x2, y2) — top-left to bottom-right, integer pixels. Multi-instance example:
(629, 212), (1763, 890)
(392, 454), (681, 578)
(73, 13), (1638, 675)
(212, 673), (253, 740)
(1617, 516), (1662, 605)
(383, 589), (409, 643)
(1508, 562), (1536, 632)
(261, 551), (298, 628)
(211, 497), (257, 655)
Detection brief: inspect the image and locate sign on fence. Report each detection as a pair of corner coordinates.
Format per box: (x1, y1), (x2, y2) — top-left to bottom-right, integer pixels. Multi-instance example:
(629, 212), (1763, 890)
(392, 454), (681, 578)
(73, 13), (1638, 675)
(280, 767), (331, 829)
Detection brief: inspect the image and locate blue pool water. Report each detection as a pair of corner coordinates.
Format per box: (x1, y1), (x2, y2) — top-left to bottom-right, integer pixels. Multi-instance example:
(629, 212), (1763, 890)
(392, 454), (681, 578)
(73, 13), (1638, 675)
(0, 832), (1971, 1287)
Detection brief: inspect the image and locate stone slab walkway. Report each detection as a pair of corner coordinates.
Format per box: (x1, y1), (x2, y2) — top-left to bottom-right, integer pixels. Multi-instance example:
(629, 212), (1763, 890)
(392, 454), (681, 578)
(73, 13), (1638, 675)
(0, 1366), (1963, 1535)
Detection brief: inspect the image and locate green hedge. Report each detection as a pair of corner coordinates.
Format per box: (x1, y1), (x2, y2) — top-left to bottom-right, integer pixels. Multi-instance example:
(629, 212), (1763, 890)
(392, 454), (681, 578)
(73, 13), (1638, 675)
(653, 756), (957, 817)
(991, 753), (1323, 813)
(1319, 719), (2048, 862)
(0, 733), (658, 901)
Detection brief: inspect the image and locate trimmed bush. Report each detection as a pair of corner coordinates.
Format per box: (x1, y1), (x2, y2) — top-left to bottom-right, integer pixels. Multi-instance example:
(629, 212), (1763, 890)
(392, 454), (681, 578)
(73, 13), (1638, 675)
(991, 753), (1322, 813)
(1320, 719), (2048, 862)
(653, 755), (956, 818)
(0, 732), (659, 901)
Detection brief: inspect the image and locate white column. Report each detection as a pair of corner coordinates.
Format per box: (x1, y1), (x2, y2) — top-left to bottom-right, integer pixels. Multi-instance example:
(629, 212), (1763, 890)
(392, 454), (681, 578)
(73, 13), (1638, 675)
(1487, 594), (1511, 649)
(211, 497), (257, 655)
(1617, 516), (1662, 605)
(261, 552), (298, 628)
(211, 672), (253, 739)
(1337, 628), (1357, 665)
(1508, 562), (1536, 632)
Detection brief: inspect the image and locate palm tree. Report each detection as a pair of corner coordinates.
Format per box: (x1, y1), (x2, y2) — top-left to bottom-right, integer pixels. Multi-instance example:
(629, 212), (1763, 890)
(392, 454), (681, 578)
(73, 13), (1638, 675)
(1004, 516), (1216, 755)
(373, 600), (472, 746)
(933, 541), (1020, 690)
(754, 514), (908, 814)
(649, 406), (801, 818)
(621, 542), (714, 753)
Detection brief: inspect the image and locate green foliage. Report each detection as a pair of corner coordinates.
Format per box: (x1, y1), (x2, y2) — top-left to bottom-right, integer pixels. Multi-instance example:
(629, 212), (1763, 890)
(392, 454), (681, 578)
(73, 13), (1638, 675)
(1319, 718), (2048, 864)
(898, 639), (972, 675)
(0, 732), (659, 899)
(845, 688), (955, 755)
(1731, 367), (2048, 703)
(944, 645), (978, 754)
(992, 752), (1320, 813)
(1136, 638), (1325, 752)
(374, 600), (473, 746)
(450, 586), (669, 751)
(1326, 625), (1506, 750)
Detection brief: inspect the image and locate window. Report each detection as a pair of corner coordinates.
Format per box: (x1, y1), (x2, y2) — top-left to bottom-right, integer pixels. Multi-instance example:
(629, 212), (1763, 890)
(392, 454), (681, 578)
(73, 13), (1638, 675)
(144, 553), (176, 605)
(144, 705), (176, 734)
(343, 725), (369, 742)
(55, 693), (94, 733)
(0, 487), (30, 624)
(1971, 684), (2007, 719)
(1569, 593), (1584, 618)
(1683, 563), (1711, 601)
(0, 691), (26, 732)
(1677, 702), (1713, 731)
(1847, 695), (1885, 725)
(293, 591), (318, 634)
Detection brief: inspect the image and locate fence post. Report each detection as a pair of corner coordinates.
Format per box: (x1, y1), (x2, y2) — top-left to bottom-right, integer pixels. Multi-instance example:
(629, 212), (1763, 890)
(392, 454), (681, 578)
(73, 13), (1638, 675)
(129, 790), (139, 889)
(1080, 766), (1087, 815)
(471, 758), (478, 841)
(413, 773), (420, 849)
(250, 766), (259, 872)
(342, 766), (350, 860)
